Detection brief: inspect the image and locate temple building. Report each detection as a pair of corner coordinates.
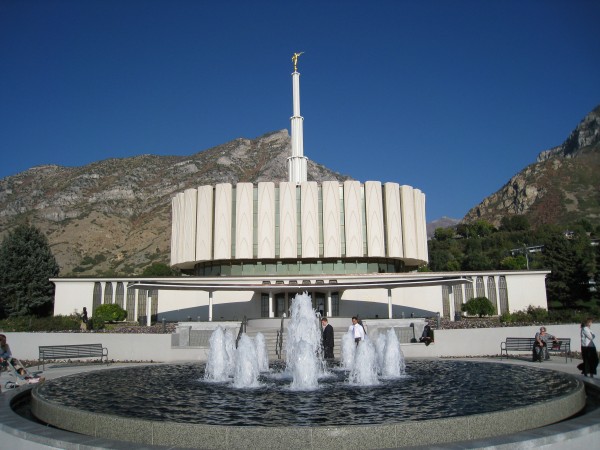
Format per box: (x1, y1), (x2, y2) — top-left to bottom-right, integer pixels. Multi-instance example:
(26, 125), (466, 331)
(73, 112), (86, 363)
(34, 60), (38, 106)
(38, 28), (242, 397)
(51, 57), (550, 322)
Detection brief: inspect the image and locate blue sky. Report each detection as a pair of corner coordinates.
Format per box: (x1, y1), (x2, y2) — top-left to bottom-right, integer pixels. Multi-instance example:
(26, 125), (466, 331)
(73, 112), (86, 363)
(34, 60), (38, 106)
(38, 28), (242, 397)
(1, 1), (599, 221)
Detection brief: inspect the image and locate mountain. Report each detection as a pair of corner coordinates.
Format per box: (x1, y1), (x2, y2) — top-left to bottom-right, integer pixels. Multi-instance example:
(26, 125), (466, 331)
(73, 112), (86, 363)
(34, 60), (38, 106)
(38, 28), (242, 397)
(463, 105), (600, 228)
(0, 130), (349, 276)
(426, 216), (460, 238)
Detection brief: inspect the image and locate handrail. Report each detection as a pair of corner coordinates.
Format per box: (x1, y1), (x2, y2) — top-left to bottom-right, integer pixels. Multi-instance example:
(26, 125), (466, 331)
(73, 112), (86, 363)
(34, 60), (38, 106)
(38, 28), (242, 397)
(235, 315), (247, 348)
(275, 315), (285, 359)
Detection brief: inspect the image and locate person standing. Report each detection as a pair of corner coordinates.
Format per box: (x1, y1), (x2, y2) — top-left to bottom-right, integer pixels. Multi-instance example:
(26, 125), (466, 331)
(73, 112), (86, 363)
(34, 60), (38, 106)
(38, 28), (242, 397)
(580, 318), (598, 378)
(80, 307), (89, 331)
(321, 318), (334, 359)
(348, 316), (365, 345)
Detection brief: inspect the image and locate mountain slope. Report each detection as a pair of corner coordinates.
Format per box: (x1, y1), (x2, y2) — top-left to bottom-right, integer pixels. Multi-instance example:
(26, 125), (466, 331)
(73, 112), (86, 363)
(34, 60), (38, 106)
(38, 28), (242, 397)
(463, 105), (600, 227)
(0, 130), (349, 276)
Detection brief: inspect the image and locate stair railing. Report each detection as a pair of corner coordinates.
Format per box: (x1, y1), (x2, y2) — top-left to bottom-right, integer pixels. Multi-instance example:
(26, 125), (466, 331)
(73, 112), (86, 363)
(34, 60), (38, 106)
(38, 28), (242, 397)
(275, 316), (285, 359)
(235, 315), (247, 348)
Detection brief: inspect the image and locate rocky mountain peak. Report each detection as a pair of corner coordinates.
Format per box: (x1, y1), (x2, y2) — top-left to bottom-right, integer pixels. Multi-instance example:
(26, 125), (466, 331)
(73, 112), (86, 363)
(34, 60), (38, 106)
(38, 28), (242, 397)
(0, 130), (349, 276)
(463, 105), (600, 227)
(537, 105), (600, 162)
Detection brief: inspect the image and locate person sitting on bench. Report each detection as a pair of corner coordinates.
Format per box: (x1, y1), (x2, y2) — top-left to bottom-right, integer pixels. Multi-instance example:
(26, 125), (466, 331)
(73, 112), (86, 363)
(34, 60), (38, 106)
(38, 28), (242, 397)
(419, 323), (434, 346)
(533, 326), (558, 361)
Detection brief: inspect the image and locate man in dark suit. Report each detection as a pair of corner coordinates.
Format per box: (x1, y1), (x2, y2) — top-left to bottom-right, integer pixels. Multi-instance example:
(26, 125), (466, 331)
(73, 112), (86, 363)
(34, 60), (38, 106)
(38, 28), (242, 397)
(321, 317), (334, 359)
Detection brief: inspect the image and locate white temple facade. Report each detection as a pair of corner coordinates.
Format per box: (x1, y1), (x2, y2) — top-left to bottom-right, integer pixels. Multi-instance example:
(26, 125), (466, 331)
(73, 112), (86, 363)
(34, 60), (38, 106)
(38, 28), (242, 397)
(50, 56), (550, 322)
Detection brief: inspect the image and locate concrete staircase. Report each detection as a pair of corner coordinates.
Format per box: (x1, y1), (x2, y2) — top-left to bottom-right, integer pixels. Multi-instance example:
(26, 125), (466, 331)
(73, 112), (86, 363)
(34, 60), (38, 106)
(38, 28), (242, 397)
(245, 325), (348, 360)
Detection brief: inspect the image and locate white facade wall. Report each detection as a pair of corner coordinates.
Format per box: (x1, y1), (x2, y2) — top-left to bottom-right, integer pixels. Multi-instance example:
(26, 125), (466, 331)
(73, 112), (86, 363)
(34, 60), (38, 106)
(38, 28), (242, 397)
(301, 182), (319, 258)
(181, 189), (197, 263)
(52, 272), (549, 322)
(257, 182), (275, 258)
(322, 181), (341, 258)
(279, 182), (297, 258)
(170, 181), (428, 267)
(365, 181), (384, 257)
(343, 180), (363, 257)
(53, 280), (94, 316)
(384, 182), (403, 258)
(399, 185), (417, 260)
(177, 192), (186, 263)
(170, 195), (180, 265)
(414, 189), (428, 263)
(195, 185), (213, 261)
(213, 183), (232, 260)
(503, 273), (549, 311)
(235, 183), (253, 259)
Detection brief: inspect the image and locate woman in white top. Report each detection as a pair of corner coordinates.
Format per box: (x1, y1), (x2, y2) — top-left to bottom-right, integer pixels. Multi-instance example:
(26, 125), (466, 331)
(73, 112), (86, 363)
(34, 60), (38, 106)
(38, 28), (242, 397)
(580, 318), (598, 378)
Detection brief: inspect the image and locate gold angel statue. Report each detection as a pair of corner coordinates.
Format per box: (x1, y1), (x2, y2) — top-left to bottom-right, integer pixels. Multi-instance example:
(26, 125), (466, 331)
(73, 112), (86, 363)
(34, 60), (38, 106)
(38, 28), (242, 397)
(292, 52), (304, 71)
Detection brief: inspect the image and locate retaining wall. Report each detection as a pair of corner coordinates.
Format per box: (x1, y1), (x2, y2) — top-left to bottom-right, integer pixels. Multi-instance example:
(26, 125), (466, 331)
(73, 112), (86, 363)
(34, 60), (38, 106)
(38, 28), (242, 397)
(2, 323), (583, 362)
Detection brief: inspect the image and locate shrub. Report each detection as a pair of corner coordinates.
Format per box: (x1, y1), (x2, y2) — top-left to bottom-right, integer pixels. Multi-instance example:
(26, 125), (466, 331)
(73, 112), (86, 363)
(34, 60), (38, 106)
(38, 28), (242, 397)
(93, 304), (127, 323)
(525, 305), (549, 322)
(461, 296), (496, 317)
(0, 315), (80, 332)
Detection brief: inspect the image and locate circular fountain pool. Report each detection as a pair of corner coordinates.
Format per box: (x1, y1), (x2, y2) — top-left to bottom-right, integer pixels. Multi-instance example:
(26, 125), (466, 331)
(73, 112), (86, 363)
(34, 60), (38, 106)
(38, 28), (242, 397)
(34, 360), (578, 426)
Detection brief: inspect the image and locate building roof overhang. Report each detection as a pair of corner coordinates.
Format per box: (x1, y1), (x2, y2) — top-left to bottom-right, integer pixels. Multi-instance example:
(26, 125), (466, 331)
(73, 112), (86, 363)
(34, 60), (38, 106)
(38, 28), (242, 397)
(127, 275), (472, 292)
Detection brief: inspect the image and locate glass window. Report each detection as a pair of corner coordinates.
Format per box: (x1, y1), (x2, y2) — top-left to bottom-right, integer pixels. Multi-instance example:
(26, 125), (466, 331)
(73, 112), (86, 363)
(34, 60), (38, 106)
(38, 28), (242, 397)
(476, 276), (485, 297)
(442, 285), (450, 318)
(331, 292), (340, 316)
(93, 282), (102, 314)
(487, 277), (497, 312)
(115, 282), (124, 308)
(454, 285), (464, 316)
(261, 293), (269, 318)
(498, 276), (509, 314)
(137, 290), (148, 323)
(126, 287), (135, 321)
(465, 282), (474, 301)
(150, 290), (158, 323)
(103, 282), (113, 304)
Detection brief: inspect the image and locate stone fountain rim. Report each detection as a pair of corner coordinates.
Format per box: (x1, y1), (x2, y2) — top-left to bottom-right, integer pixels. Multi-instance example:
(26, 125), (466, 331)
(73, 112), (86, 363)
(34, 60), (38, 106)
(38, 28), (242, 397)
(28, 362), (588, 449)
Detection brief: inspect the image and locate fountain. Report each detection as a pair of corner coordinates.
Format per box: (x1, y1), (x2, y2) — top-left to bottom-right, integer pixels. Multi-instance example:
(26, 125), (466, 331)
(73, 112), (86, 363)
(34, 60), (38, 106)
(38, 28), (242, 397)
(202, 293), (406, 391)
(28, 293), (586, 449)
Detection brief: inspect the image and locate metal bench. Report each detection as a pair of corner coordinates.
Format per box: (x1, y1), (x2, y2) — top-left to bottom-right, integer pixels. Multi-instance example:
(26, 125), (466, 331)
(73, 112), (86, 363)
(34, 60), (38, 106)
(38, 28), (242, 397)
(38, 343), (109, 370)
(500, 337), (571, 363)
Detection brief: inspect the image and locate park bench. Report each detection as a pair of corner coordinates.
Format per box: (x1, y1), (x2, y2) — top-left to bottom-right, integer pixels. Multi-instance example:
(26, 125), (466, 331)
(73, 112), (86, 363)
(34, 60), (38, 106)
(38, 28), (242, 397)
(38, 343), (109, 370)
(500, 337), (571, 363)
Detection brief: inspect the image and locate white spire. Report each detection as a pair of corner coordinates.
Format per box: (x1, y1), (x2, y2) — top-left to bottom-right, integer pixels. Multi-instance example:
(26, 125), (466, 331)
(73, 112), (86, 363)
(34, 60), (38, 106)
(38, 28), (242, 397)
(288, 52), (308, 183)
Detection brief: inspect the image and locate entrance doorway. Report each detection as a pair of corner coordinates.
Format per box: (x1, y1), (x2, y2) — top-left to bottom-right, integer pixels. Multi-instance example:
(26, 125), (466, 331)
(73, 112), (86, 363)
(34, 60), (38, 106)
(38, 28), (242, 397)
(275, 293), (287, 317)
(313, 293), (326, 317)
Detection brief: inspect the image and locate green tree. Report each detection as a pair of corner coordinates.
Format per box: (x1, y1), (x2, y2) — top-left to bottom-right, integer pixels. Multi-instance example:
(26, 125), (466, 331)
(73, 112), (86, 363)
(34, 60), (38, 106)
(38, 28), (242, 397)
(94, 304), (127, 323)
(0, 224), (60, 318)
(543, 231), (594, 309)
(461, 296), (496, 317)
(471, 220), (495, 237)
(462, 250), (494, 271)
(499, 255), (527, 270)
(500, 215), (530, 232)
(141, 262), (176, 276)
(433, 227), (455, 241)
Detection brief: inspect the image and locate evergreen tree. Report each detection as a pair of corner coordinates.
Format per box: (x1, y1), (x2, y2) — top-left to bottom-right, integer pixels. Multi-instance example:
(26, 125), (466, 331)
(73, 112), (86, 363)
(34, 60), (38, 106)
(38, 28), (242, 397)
(0, 224), (60, 318)
(543, 231), (593, 309)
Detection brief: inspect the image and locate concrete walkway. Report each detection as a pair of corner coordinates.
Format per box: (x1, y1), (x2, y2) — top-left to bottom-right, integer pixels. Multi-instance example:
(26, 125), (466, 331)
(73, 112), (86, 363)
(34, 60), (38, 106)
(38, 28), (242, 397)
(0, 357), (598, 449)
